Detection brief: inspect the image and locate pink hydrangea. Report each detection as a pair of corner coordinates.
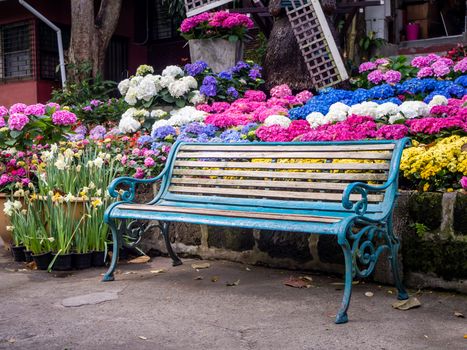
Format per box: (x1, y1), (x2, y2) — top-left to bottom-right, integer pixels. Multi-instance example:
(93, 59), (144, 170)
(0, 117), (5, 128)
(374, 58), (390, 66)
(244, 90), (267, 102)
(411, 56), (431, 68)
(8, 113), (29, 131)
(134, 167), (145, 179)
(46, 102), (60, 110)
(51, 110), (77, 126)
(300, 116), (377, 141)
(453, 58), (467, 73)
(417, 67), (434, 78)
(0, 106), (7, 118)
(24, 103), (46, 116)
(431, 61), (451, 77)
(406, 116), (466, 134)
(359, 61), (377, 73)
(222, 13), (254, 29)
(144, 157), (155, 167)
(287, 120), (311, 140)
(9, 103), (27, 114)
(375, 124), (408, 140)
(180, 12), (210, 32)
(295, 90), (313, 104)
(196, 104), (213, 113)
(255, 125), (290, 142)
(367, 70), (384, 84)
(461, 176), (467, 190)
(270, 84), (292, 98)
(211, 102), (231, 113)
(384, 70), (402, 84)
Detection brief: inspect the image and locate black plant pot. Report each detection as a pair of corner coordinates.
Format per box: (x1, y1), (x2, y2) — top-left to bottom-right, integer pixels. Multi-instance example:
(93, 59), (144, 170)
(92, 251), (106, 267)
(72, 252), (93, 270)
(24, 250), (33, 263)
(32, 252), (52, 270)
(11, 245), (26, 262)
(51, 253), (73, 271)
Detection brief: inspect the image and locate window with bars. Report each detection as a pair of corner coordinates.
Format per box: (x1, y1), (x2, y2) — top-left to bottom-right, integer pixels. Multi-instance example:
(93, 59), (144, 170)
(152, 0), (181, 40)
(0, 22), (33, 81)
(38, 22), (70, 81)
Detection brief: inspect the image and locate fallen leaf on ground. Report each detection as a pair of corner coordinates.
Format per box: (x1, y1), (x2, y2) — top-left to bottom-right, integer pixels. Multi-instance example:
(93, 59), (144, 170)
(150, 269), (166, 274)
(365, 292), (374, 297)
(191, 262), (210, 269)
(138, 336), (148, 340)
(454, 311), (464, 318)
(226, 279), (240, 287)
(284, 276), (313, 288)
(194, 276), (203, 280)
(123, 271), (137, 275)
(392, 297), (421, 310)
(26, 261), (37, 270)
(128, 256), (150, 264)
(211, 276), (219, 282)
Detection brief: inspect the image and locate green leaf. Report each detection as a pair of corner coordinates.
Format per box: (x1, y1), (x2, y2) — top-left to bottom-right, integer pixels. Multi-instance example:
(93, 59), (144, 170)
(175, 99), (185, 108)
(228, 35), (239, 43)
(10, 130), (21, 138)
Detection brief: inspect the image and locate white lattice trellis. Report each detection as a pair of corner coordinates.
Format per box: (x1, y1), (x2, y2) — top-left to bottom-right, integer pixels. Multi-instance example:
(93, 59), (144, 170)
(286, 0), (348, 89)
(185, 0), (234, 17)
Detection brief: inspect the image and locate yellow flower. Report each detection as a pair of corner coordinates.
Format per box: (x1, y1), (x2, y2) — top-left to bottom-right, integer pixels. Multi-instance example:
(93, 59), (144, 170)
(91, 198), (103, 208)
(423, 183), (430, 192)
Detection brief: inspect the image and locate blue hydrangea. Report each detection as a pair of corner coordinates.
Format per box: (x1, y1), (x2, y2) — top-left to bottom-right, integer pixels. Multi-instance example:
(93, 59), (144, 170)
(184, 61), (208, 76)
(248, 69), (262, 80)
(227, 86), (239, 99)
(219, 129), (241, 143)
(137, 135), (153, 145)
(151, 125), (176, 140)
(240, 123), (258, 134)
(231, 61), (250, 73)
(367, 84), (395, 100)
(89, 125), (106, 140)
(181, 122), (205, 135)
(218, 71), (233, 80)
(454, 75), (467, 87)
(201, 124), (218, 137)
(448, 84), (465, 98)
(200, 76), (217, 97)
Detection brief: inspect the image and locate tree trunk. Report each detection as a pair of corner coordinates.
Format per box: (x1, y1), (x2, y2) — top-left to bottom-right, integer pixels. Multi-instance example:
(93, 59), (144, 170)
(68, 0), (122, 78)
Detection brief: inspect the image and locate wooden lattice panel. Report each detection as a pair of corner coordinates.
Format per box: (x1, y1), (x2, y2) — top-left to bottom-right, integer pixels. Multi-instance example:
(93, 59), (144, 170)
(286, 0), (348, 89)
(185, 0), (234, 17)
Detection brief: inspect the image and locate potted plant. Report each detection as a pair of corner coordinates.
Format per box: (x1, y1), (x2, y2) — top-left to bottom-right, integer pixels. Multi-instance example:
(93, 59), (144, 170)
(4, 199), (27, 261)
(180, 11), (254, 73)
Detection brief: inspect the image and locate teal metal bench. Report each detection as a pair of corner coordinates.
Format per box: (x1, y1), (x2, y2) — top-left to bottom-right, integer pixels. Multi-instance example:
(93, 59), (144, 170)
(103, 138), (411, 324)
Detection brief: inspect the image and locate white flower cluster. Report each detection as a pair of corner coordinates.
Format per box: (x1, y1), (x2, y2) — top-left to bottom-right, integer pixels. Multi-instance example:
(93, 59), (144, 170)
(151, 106), (207, 133)
(118, 64), (201, 107)
(118, 107), (144, 133)
(305, 95), (447, 128)
(263, 115), (292, 127)
(3, 200), (22, 217)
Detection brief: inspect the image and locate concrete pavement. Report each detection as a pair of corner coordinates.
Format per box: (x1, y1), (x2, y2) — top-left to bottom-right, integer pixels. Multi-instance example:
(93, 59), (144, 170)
(0, 249), (466, 350)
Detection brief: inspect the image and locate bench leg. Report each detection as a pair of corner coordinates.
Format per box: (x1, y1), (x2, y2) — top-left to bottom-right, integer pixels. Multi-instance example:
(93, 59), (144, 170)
(387, 219), (409, 300)
(336, 239), (353, 324)
(161, 222), (182, 266)
(102, 219), (119, 282)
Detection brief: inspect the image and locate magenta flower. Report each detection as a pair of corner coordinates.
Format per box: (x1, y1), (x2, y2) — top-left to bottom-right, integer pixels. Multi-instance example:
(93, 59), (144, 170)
(411, 56), (431, 68)
(374, 58), (389, 65)
(454, 58), (467, 73)
(0, 118), (5, 128)
(461, 176), (467, 190)
(51, 110), (77, 126)
(46, 102), (60, 110)
(367, 70), (384, 84)
(9, 103), (27, 114)
(295, 90), (313, 104)
(417, 67), (434, 78)
(0, 106), (7, 118)
(431, 61), (450, 77)
(270, 84), (292, 98)
(134, 167), (145, 179)
(24, 103), (46, 116)
(384, 70), (402, 84)
(376, 124), (408, 140)
(358, 61), (377, 73)
(8, 113), (29, 131)
(144, 157), (155, 167)
(244, 90), (267, 102)
(256, 125), (290, 142)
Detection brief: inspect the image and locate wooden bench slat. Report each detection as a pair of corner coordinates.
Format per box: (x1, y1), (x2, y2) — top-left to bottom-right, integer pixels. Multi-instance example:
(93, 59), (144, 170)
(172, 169), (388, 181)
(176, 151), (393, 160)
(171, 177), (350, 190)
(180, 144), (396, 152)
(116, 204), (342, 223)
(168, 185), (384, 202)
(174, 160), (390, 170)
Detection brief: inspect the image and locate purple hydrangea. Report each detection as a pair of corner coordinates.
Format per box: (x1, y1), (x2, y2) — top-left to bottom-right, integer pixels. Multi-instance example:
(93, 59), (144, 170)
(89, 125), (107, 140)
(151, 125), (176, 140)
(82, 106), (93, 112)
(90, 99), (101, 107)
(8, 113), (29, 131)
(200, 76), (218, 97)
(137, 135), (153, 145)
(227, 87), (239, 99)
(184, 61), (209, 76)
(367, 70), (384, 84)
(218, 71), (233, 80)
(231, 61), (250, 73)
(248, 69), (262, 80)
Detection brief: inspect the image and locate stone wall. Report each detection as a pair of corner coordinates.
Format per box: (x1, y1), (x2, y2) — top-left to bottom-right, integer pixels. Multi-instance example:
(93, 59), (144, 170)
(136, 187), (467, 293)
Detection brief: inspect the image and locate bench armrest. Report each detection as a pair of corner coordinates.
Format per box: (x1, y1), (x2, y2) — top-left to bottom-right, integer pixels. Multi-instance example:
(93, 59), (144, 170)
(108, 168), (168, 203)
(341, 181), (393, 216)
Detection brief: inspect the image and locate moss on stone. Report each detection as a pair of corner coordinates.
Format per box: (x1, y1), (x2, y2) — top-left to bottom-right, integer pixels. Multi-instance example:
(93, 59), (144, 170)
(408, 192), (443, 230)
(454, 193), (467, 236)
(207, 227), (255, 252)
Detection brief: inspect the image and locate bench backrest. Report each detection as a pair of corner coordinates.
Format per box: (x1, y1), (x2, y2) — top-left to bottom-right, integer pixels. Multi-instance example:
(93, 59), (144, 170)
(156, 139), (409, 218)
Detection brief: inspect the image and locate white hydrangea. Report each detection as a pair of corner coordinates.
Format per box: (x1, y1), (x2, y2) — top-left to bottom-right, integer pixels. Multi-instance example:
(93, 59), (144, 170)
(162, 65), (184, 78)
(124, 86), (138, 105)
(328, 102), (350, 114)
(428, 95), (448, 108)
(119, 116), (141, 133)
(151, 109), (168, 119)
(168, 80), (191, 98)
(388, 113), (405, 124)
(181, 76), (198, 89)
(167, 106), (207, 126)
(348, 101), (379, 118)
(133, 108), (150, 119)
(121, 107), (137, 119)
(399, 101), (430, 119)
(189, 90), (205, 105)
(136, 76), (157, 101)
(376, 102), (400, 118)
(160, 75), (175, 89)
(151, 119), (170, 132)
(263, 115), (292, 127)
(129, 76), (143, 87)
(324, 109), (347, 123)
(117, 79), (130, 96)
(306, 112), (325, 128)
(136, 64), (154, 76)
